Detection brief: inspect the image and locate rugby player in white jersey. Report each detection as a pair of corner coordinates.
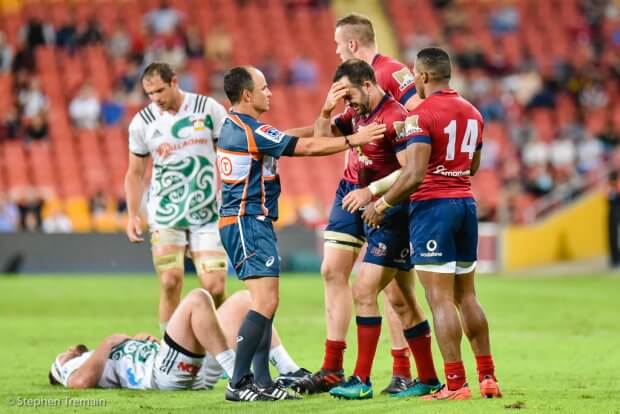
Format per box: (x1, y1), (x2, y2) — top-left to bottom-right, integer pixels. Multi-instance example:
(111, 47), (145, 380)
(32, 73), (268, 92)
(124, 62), (228, 333)
(49, 289), (305, 394)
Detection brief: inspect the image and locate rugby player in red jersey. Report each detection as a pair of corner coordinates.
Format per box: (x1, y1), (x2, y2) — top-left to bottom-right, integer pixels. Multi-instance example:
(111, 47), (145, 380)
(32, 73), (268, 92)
(361, 47), (502, 400)
(293, 13), (437, 396)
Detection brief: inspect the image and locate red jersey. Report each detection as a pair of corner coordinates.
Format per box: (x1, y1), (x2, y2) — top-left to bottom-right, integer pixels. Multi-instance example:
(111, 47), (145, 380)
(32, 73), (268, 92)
(337, 54), (416, 183)
(405, 89), (484, 201)
(334, 94), (411, 187)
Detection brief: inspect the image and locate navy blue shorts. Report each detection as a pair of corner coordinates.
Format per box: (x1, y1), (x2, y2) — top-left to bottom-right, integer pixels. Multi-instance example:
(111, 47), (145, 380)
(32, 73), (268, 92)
(364, 201), (412, 271)
(219, 215), (280, 280)
(409, 198), (478, 274)
(325, 179), (411, 270)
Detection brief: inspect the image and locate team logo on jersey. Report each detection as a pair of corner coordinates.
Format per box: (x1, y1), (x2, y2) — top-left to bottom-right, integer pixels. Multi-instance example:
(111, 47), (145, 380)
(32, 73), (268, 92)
(392, 67), (415, 91)
(255, 125), (285, 143)
(393, 121), (406, 140)
(404, 115), (423, 135)
(426, 240), (437, 252)
(219, 156), (233, 176)
(171, 115), (214, 139)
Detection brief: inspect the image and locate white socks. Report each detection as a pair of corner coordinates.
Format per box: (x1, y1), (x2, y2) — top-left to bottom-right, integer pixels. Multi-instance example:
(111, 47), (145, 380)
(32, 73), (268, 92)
(269, 345), (300, 374)
(215, 349), (235, 378)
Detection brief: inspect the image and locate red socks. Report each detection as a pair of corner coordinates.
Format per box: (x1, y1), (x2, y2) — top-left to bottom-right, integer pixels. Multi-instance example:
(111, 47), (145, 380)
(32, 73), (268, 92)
(391, 347), (411, 379)
(404, 321), (439, 384)
(444, 361), (467, 390)
(475, 354), (496, 382)
(352, 316), (382, 382)
(322, 339), (346, 372)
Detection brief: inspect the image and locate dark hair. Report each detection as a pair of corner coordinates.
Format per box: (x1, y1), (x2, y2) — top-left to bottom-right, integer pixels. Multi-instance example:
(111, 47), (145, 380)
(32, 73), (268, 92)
(141, 62), (176, 84)
(49, 370), (61, 386)
(416, 47), (452, 81)
(335, 13), (375, 46)
(333, 58), (376, 86)
(224, 66), (255, 104)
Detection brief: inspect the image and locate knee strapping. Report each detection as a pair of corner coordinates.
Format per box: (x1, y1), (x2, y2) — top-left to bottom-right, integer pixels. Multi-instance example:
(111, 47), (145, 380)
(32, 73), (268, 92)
(153, 251), (184, 273)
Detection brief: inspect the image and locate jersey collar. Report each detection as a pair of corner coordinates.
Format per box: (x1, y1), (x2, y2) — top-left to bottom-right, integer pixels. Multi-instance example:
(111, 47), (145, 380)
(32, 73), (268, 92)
(429, 88), (458, 97)
(371, 54), (382, 67)
(365, 93), (390, 120)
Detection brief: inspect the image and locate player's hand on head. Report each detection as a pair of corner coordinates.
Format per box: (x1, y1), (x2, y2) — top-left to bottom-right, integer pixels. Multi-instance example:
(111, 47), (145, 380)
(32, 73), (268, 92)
(351, 123), (386, 145)
(343, 188), (373, 213)
(322, 82), (348, 115)
(126, 216), (144, 243)
(362, 202), (384, 228)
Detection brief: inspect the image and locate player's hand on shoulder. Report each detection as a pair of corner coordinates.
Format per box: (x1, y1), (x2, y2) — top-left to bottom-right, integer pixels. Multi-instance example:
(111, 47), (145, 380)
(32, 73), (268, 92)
(126, 216), (144, 243)
(362, 202), (384, 228)
(343, 188), (373, 213)
(351, 123), (386, 145)
(321, 81), (348, 116)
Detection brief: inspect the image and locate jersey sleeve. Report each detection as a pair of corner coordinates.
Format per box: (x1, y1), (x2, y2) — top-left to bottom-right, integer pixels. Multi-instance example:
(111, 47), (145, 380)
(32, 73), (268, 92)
(252, 123), (298, 157)
(386, 66), (417, 106)
(404, 110), (432, 147)
(209, 98), (229, 140)
(333, 106), (355, 136)
(128, 115), (149, 156)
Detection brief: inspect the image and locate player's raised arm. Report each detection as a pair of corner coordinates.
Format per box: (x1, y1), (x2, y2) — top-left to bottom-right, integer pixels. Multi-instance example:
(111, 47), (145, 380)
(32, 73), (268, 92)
(314, 81), (349, 137)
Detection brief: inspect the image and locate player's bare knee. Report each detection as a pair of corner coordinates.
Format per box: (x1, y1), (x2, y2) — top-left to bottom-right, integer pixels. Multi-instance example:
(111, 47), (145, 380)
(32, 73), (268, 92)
(352, 280), (377, 307)
(160, 270), (183, 294)
(321, 264), (349, 285)
(254, 293), (279, 316)
(188, 288), (215, 309)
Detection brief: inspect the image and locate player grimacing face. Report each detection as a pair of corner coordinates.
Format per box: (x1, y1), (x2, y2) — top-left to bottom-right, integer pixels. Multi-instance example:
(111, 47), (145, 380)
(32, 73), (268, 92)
(248, 68), (272, 114)
(143, 74), (179, 112)
(334, 27), (356, 62)
(339, 77), (371, 115)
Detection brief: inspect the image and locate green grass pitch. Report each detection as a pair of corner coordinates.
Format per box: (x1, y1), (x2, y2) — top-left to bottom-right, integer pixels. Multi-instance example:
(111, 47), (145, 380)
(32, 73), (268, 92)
(1, 273), (619, 413)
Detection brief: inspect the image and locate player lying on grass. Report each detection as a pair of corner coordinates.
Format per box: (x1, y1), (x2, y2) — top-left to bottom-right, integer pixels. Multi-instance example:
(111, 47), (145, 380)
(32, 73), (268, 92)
(48, 290), (307, 398)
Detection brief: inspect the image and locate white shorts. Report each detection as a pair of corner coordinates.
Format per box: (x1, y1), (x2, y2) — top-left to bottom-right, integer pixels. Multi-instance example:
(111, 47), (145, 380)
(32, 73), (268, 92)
(152, 333), (220, 390)
(150, 223), (225, 253)
(415, 261), (477, 275)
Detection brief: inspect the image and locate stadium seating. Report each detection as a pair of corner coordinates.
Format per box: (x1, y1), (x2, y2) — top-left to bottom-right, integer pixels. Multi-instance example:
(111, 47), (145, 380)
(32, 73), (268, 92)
(1, 0), (618, 230)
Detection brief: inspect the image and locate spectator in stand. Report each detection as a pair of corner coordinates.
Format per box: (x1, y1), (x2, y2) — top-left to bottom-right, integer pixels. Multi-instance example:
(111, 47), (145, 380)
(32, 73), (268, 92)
(16, 187), (43, 231)
(120, 58), (142, 93)
(77, 18), (104, 47)
(0, 193), (19, 232)
(18, 77), (48, 120)
(205, 24), (232, 63)
(69, 83), (101, 129)
(257, 53), (282, 85)
(288, 53), (318, 88)
(42, 206), (72, 233)
(0, 103), (21, 141)
(19, 16), (54, 50)
(55, 13), (78, 53)
(177, 65), (197, 92)
(106, 23), (131, 59)
(11, 39), (36, 75)
(144, 0), (183, 36)
(24, 113), (49, 141)
(577, 133), (604, 175)
(0, 31), (14, 73)
(183, 25), (204, 60)
(100, 86), (126, 126)
(89, 190), (108, 218)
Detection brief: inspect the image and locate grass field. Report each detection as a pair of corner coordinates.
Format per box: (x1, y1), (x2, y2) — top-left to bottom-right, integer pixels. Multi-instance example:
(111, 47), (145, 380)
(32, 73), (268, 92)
(1, 273), (619, 413)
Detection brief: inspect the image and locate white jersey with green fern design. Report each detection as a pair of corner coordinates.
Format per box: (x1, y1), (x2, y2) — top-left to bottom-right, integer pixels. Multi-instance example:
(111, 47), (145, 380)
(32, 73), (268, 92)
(128, 91), (228, 230)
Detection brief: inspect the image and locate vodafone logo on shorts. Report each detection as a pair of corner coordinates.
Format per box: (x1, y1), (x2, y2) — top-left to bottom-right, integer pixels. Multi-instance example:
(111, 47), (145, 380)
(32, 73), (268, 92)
(421, 239), (442, 257)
